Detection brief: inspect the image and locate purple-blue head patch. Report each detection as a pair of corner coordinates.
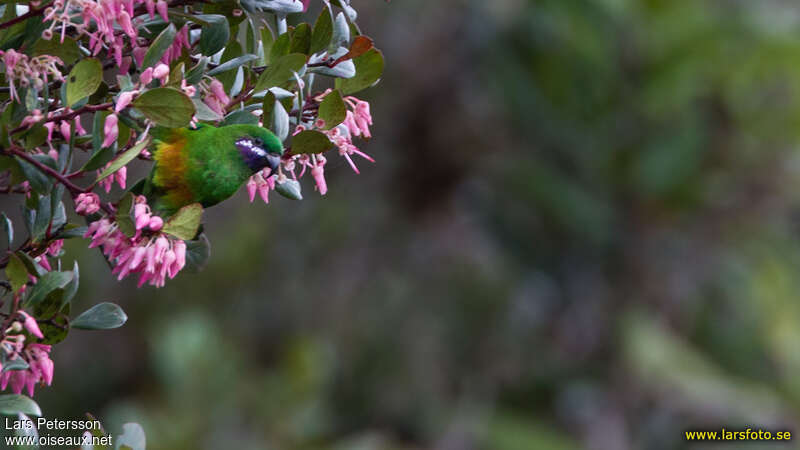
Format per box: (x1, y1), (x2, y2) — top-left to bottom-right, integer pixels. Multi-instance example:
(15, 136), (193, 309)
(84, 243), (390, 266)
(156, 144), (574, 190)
(236, 137), (281, 174)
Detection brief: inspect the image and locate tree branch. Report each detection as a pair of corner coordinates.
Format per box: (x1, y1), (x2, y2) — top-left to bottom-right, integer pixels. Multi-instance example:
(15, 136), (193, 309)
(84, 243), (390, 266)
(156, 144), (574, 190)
(0, 1), (53, 31)
(10, 103), (113, 136)
(4, 146), (86, 195)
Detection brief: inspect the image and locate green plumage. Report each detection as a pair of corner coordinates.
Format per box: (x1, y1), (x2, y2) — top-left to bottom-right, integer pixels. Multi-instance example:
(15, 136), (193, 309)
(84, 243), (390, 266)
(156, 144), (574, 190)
(144, 124), (283, 216)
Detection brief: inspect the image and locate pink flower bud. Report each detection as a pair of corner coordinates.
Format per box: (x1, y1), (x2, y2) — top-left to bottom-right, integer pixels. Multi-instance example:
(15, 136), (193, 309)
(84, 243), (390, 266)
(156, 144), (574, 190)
(311, 165), (327, 195)
(156, 0), (168, 22)
(59, 121), (71, 141)
(134, 205), (151, 231)
(18, 311), (44, 339)
(118, 11), (135, 38)
(116, 165), (127, 189)
(173, 240), (186, 270)
(75, 192), (101, 215)
(74, 117), (87, 135)
(37, 256), (51, 272)
(9, 370), (25, 395)
(133, 47), (147, 69)
(145, 0), (155, 18)
(246, 177), (257, 202)
(129, 246), (147, 270)
(115, 90), (135, 112)
(47, 239), (63, 256)
(38, 355), (53, 385)
(120, 56), (132, 75)
(209, 79), (228, 103)
(153, 63), (169, 84)
(148, 216), (163, 231)
(43, 122), (55, 144)
(101, 114), (118, 148)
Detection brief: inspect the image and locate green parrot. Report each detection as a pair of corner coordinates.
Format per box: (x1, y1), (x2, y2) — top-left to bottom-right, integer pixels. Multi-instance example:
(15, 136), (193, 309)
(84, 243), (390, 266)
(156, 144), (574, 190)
(142, 124), (284, 216)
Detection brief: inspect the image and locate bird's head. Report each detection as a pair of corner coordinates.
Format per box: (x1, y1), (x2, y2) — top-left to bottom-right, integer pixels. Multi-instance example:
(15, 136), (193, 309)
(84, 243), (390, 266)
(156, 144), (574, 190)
(232, 125), (284, 175)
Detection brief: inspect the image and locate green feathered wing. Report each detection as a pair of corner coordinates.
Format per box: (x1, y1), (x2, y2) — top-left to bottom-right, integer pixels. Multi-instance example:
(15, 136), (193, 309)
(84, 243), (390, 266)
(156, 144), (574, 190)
(143, 125), (258, 216)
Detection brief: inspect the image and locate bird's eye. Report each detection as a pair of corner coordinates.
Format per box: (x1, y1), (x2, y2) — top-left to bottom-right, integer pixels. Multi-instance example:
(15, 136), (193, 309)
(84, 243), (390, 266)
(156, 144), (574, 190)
(253, 138), (263, 147)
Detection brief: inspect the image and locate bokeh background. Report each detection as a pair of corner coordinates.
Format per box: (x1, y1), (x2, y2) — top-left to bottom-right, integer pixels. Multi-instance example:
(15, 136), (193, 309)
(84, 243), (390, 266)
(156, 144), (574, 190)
(28, 0), (800, 448)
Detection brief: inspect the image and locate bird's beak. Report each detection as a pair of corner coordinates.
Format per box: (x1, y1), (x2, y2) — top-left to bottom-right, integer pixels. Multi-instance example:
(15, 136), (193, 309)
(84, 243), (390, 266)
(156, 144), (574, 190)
(266, 153), (281, 175)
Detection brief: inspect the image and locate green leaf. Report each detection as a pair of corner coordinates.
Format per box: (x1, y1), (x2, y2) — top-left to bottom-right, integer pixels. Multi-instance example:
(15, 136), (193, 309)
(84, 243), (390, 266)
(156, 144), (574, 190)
(5, 254), (27, 293)
(1, 212), (12, 248)
(23, 270), (73, 307)
(290, 130), (334, 155)
(261, 27), (274, 64)
(51, 224), (87, 240)
(255, 53), (307, 92)
(20, 124), (48, 150)
(275, 178), (302, 200)
(114, 423), (146, 450)
(270, 100), (289, 141)
(222, 109), (259, 126)
(317, 89), (346, 129)
(207, 54), (258, 76)
(261, 91), (276, 123)
(0, 395), (41, 417)
(115, 193), (135, 237)
(65, 58), (102, 107)
(185, 57), (209, 84)
(31, 194), (51, 242)
(15, 252), (46, 277)
(310, 7), (333, 54)
(34, 299), (69, 345)
(269, 31), (292, 63)
(290, 22), (311, 55)
(33, 37), (80, 65)
(197, 14), (230, 56)
(162, 203), (203, 240)
(336, 48), (384, 95)
(96, 139), (149, 183)
(133, 88), (195, 128)
(62, 261), (79, 305)
(80, 146), (114, 172)
(141, 23), (176, 69)
(203, 1), (246, 26)
(24, 87), (39, 112)
(91, 110), (107, 152)
(217, 41), (243, 91)
(72, 302), (127, 330)
(15, 154), (54, 195)
(13, 412), (39, 448)
(184, 233), (210, 272)
(329, 12), (350, 53)
(192, 98), (223, 122)
(50, 201), (66, 233)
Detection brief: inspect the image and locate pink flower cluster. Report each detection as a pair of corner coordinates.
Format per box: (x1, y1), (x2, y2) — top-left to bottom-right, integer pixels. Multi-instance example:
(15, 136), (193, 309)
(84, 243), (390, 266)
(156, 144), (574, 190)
(203, 79), (230, 117)
(75, 192), (101, 215)
(98, 164), (127, 193)
(245, 93), (375, 202)
(0, 50), (64, 102)
(1, 311), (54, 397)
(0, 343), (54, 397)
(33, 239), (65, 272)
(246, 169), (276, 203)
(43, 0), (189, 70)
(83, 197), (186, 287)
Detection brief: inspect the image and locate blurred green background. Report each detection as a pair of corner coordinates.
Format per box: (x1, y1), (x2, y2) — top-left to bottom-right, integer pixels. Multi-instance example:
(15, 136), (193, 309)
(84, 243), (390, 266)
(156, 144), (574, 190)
(31, 0), (800, 448)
